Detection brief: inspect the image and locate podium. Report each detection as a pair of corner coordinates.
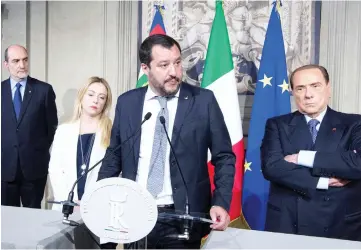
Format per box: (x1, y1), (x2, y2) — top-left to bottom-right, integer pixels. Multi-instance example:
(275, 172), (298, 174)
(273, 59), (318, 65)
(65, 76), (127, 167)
(77, 177), (212, 247)
(1, 206), (98, 249)
(202, 227), (361, 249)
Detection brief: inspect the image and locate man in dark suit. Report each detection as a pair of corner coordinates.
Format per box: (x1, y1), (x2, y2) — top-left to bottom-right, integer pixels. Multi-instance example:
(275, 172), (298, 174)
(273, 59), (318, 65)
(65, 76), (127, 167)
(261, 64), (361, 241)
(98, 34), (235, 249)
(1, 45), (58, 209)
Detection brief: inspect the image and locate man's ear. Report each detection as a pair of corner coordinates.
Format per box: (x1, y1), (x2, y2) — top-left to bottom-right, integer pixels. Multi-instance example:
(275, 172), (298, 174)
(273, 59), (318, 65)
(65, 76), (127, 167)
(327, 81), (332, 99)
(141, 63), (150, 76)
(3, 60), (9, 69)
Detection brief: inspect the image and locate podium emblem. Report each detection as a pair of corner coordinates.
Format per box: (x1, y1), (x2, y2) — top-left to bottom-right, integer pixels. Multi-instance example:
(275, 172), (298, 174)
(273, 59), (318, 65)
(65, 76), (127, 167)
(80, 178), (158, 244)
(106, 194), (129, 233)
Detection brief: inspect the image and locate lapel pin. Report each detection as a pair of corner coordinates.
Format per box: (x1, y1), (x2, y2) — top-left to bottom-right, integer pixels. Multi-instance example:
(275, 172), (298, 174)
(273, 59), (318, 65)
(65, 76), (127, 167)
(332, 128), (336, 132)
(184, 96), (188, 100)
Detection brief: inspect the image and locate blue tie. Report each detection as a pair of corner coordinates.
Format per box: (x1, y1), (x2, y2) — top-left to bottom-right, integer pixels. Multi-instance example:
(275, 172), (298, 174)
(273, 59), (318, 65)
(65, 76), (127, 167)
(13, 83), (22, 120)
(308, 119), (320, 144)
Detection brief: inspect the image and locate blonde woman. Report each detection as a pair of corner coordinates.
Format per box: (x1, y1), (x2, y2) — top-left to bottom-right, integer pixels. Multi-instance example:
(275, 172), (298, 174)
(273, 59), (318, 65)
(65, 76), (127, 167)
(48, 77), (112, 211)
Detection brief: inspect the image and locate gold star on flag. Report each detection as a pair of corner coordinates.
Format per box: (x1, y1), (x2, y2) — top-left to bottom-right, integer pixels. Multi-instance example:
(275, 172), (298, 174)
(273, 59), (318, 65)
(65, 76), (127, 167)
(244, 160), (252, 173)
(259, 74), (272, 88)
(278, 80), (289, 93)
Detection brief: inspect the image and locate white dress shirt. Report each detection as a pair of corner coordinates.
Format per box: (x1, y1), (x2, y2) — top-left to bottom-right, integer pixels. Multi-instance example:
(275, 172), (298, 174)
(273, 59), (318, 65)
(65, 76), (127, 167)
(297, 108), (329, 189)
(136, 87), (179, 205)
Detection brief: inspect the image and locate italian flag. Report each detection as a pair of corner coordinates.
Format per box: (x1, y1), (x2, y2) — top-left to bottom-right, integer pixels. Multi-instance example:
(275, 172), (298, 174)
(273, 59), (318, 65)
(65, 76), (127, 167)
(136, 5), (166, 88)
(201, 0), (245, 223)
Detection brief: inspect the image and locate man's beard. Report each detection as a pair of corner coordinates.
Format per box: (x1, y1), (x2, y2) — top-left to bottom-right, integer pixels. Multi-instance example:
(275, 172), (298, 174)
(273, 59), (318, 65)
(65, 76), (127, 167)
(17, 72), (28, 80)
(148, 71), (182, 96)
(162, 77), (181, 96)
(152, 77), (180, 96)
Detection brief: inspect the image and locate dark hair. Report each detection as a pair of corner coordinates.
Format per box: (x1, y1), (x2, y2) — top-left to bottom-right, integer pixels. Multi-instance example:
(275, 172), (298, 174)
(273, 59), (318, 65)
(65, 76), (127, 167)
(139, 34), (181, 67)
(4, 48), (9, 62)
(290, 64), (329, 89)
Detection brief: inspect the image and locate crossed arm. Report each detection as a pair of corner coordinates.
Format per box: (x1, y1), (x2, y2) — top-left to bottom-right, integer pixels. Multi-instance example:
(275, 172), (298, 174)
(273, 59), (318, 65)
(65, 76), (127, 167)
(261, 118), (361, 197)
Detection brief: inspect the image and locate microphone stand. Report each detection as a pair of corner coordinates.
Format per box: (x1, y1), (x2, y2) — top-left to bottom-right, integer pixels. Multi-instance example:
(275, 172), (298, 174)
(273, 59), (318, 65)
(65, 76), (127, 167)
(159, 116), (190, 240)
(49, 112), (152, 226)
(62, 155), (107, 226)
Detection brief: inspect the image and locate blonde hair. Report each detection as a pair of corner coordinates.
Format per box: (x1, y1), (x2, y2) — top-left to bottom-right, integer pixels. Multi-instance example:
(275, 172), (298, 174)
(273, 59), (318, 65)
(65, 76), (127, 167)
(70, 76), (113, 148)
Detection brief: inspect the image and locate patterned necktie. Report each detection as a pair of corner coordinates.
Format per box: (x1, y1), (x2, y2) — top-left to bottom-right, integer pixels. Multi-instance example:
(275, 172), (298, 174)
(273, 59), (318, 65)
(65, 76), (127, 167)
(13, 83), (22, 120)
(147, 96), (170, 197)
(308, 119), (320, 144)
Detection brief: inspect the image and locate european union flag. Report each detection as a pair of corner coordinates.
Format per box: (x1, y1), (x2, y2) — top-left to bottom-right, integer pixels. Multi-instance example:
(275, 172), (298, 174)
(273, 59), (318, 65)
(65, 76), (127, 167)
(241, 1), (291, 231)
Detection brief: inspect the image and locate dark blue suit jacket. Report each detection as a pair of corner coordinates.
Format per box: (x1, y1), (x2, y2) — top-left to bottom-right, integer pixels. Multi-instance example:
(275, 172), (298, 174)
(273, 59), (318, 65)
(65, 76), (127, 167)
(261, 107), (361, 241)
(98, 82), (235, 235)
(1, 77), (58, 181)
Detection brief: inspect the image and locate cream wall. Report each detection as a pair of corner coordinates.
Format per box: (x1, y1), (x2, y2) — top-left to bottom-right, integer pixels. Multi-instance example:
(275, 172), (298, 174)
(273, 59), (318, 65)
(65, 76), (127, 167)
(1, 1), (139, 121)
(319, 1), (361, 114)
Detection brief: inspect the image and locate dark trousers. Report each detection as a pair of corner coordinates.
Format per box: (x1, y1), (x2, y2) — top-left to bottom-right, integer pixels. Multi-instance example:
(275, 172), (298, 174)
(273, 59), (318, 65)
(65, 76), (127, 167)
(101, 207), (202, 249)
(1, 165), (47, 208)
(137, 219), (201, 249)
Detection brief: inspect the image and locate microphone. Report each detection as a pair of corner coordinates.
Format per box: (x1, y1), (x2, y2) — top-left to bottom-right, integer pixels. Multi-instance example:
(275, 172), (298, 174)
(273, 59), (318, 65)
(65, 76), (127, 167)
(159, 116), (190, 240)
(58, 112), (152, 226)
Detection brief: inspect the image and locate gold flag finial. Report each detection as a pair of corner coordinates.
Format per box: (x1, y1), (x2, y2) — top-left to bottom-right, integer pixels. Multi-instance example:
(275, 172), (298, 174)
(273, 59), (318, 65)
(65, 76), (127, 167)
(154, 4), (165, 18)
(275, 0), (282, 14)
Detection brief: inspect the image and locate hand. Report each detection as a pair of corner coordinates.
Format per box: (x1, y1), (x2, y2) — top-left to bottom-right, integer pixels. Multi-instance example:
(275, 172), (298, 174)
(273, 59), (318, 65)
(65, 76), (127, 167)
(284, 154), (298, 164)
(209, 206), (230, 231)
(329, 178), (350, 187)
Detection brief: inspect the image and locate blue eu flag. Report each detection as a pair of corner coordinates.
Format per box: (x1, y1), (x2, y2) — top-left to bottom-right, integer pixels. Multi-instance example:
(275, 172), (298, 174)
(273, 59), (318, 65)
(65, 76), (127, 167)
(241, 1), (291, 230)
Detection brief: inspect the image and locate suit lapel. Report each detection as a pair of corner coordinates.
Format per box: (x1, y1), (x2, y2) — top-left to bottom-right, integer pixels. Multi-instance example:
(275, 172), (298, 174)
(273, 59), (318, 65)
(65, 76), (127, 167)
(58, 122), (80, 200)
(285, 111), (314, 151)
(132, 87), (147, 171)
(86, 131), (105, 189)
(2, 79), (17, 124)
(129, 84), (193, 174)
(314, 108), (344, 151)
(17, 77), (34, 126)
(171, 83), (194, 145)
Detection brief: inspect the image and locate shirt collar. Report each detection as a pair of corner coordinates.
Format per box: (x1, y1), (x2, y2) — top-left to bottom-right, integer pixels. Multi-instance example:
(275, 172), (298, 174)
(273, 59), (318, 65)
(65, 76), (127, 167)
(144, 85), (180, 101)
(10, 77), (27, 90)
(304, 107), (327, 124)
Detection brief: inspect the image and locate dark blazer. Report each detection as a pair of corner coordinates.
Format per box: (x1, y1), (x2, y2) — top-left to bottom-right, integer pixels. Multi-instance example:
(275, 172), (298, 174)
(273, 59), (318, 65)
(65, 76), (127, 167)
(1, 77), (58, 181)
(261, 107), (361, 241)
(98, 82), (235, 231)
